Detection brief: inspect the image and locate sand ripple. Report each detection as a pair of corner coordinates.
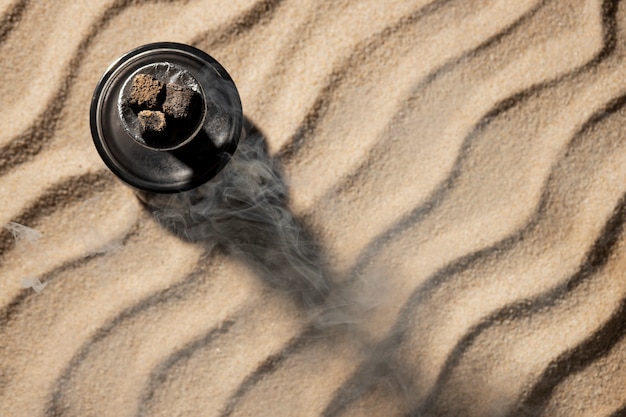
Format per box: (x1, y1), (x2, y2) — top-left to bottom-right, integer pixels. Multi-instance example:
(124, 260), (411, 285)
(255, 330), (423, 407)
(1, 0), (625, 416)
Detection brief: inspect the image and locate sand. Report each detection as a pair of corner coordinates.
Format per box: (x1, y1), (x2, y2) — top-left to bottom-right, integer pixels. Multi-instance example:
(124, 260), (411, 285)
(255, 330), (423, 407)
(2, 0), (626, 416)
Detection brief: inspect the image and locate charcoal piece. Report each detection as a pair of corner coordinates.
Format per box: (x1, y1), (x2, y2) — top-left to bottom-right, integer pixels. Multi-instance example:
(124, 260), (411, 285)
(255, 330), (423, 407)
(138, 110), (167, 136)
(163, 83), (198, 119)
(128, 74), (165, 110)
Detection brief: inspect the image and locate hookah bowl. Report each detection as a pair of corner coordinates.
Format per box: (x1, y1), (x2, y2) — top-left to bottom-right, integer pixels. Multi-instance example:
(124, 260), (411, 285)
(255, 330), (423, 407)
(90, 42), (243, 194)
(90, 43), (330, 307)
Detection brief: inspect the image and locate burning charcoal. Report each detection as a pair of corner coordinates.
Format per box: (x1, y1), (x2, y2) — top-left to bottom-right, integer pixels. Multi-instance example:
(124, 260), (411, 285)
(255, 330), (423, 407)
(163, 83), (198, 119)
(128, 74), (165, 110)
(138, 110), (167, 136)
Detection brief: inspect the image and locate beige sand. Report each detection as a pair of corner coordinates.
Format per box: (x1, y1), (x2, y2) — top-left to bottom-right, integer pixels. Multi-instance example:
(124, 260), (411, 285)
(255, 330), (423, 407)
(2, 0), (626, 416)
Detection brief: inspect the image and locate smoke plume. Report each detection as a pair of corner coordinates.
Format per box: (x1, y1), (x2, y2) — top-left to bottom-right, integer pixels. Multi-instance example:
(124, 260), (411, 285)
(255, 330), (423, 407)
(140, 122), (331, 309)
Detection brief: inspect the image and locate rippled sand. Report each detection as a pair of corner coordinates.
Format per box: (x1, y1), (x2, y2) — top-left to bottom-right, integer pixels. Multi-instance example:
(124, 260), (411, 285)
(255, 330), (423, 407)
(2, 1), (626, 416)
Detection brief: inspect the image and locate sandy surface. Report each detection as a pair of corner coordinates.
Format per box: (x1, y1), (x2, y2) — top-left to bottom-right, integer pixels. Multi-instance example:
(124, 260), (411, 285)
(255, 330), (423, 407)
(2, 0), (626, 416)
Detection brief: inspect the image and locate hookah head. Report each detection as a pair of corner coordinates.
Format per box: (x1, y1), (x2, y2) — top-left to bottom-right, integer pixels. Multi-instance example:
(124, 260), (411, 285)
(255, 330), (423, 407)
(90, 42), (243, 193)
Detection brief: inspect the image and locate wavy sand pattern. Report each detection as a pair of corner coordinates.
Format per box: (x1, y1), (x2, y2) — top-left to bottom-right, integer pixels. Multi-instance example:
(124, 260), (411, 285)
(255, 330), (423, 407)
(2, 0), (626, 416)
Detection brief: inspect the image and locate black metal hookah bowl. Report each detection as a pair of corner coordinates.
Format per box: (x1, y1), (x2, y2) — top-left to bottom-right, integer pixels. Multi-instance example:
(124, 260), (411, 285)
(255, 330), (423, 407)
(90, 42), (243, 193)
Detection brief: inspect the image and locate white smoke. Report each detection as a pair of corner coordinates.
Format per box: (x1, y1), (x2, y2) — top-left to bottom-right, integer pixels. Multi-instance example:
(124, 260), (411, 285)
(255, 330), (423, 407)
(3, 221), (42, 243)
(20, 277), (47, 293)
(137, 123), (420, 417)
(140, 125), (331, 309)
